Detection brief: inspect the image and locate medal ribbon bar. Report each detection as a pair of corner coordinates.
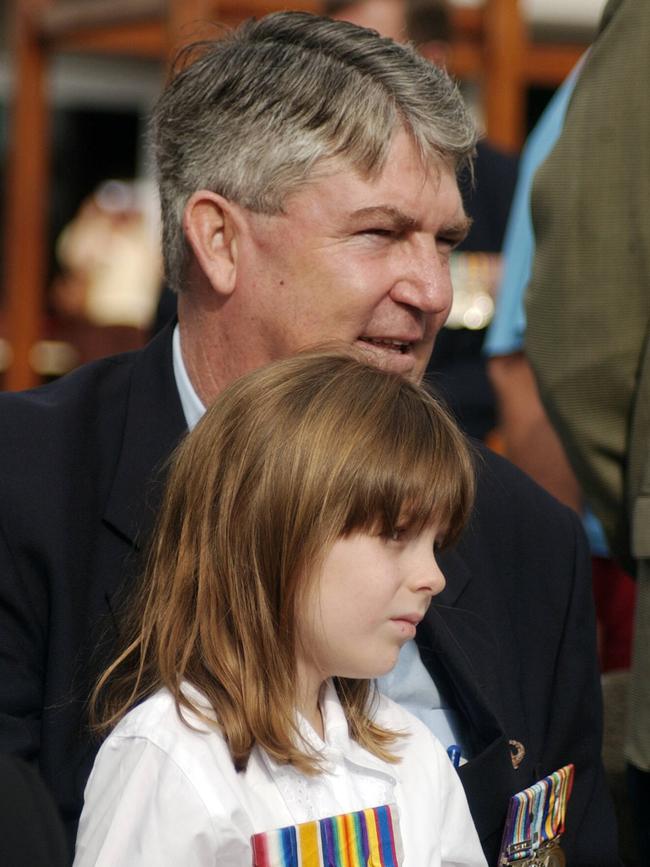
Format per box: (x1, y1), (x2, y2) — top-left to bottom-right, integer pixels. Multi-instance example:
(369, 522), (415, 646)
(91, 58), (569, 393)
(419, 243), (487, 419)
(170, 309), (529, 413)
(251, 803), (403, 867)
(499, 763), (574, 865)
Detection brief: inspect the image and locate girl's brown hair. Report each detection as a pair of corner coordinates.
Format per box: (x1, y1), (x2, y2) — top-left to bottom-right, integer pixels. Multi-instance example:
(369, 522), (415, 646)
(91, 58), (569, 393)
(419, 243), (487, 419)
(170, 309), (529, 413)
(91, 350), (475, 773)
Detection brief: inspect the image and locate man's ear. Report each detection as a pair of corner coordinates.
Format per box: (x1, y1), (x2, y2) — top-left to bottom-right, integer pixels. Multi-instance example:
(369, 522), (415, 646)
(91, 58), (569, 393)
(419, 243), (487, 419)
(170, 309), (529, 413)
(183, 190), (241, 296)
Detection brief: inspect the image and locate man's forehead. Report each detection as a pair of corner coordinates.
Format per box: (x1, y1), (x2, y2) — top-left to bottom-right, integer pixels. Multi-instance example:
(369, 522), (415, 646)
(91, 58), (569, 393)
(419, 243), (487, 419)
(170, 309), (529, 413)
(314, 146), (462, 202)
(337, 156), (467, 228)
(271, 132), (467, 236)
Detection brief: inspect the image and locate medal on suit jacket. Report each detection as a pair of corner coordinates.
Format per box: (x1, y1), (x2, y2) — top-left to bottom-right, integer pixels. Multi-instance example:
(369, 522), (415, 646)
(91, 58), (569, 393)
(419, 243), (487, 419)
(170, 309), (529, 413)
(251, 803), (403, 866)
(497, 764), (574, 866)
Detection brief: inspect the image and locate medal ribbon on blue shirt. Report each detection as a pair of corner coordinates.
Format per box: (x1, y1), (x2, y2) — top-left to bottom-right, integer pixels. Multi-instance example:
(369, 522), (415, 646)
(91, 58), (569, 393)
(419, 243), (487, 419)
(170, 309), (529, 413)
(498, 764), (574, 865)
(251, 803), (403, 866)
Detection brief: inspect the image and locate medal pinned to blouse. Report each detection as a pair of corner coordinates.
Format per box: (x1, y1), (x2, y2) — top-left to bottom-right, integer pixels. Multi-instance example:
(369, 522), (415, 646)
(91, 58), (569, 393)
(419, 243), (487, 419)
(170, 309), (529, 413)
(251, 803), (403, 867)
(498, 764), (574, 866)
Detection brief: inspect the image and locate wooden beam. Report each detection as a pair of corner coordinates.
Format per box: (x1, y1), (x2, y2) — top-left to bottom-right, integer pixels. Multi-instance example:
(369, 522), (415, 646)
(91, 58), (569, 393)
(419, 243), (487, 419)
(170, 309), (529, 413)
(448, 7), (485, 80)
(483, 0), (526, 151)
(524, 42), (585, 85)
(167, 0), (215, 53)
(215, 0), (316, 16)
(39, 0), (162, 34)
(49, 20), (166, 57)
(447, 42), (483, 80)
(2, 2), (51, 391)
(450, 6), (483, 40)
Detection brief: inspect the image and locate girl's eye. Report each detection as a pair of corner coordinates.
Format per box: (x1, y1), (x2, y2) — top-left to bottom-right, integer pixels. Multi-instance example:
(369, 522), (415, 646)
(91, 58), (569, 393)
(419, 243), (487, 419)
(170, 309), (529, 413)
(388, 527), (406, 542)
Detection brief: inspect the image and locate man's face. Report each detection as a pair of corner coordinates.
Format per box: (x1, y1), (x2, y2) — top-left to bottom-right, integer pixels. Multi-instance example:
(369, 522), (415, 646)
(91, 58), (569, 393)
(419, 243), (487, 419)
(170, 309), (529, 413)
(234, 130), (468, 382)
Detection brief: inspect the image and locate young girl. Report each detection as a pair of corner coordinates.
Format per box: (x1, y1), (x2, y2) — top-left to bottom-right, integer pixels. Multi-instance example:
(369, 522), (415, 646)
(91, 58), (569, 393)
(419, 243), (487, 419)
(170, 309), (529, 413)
(74, 351), (487, 866)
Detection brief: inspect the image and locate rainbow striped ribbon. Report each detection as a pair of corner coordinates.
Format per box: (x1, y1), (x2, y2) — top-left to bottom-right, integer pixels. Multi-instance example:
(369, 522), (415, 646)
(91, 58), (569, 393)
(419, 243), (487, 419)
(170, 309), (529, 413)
(251, 803), (403, 867)
(498, 764), (574, 864)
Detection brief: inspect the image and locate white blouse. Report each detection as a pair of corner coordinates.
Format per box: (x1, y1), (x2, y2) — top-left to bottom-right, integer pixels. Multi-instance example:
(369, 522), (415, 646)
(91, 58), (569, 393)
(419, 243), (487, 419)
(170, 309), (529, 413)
(74, 682), (486, 866)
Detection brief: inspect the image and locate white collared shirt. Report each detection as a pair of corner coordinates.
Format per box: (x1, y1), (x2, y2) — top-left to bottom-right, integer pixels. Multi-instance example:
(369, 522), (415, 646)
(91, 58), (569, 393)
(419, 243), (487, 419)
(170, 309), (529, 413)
(74, 682), (485, 866)
(172, 324), (205, 432)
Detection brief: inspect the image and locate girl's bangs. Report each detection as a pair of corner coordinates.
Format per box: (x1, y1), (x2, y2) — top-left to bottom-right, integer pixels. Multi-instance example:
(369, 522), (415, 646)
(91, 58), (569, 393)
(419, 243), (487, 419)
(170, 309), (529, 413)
(337, 393), (474, 547)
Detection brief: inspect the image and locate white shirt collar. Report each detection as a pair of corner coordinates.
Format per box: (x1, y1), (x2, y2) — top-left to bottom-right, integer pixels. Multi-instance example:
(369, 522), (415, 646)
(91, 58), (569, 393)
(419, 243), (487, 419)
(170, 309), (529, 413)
(172, 324), (206, 431)
(264, 680), (395, 780)
(259, 681), (397, 824)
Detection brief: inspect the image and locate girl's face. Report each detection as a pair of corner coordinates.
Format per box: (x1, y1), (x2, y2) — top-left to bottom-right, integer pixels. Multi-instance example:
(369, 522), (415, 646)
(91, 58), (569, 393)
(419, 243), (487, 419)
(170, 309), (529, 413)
(296, 524), (445, 697)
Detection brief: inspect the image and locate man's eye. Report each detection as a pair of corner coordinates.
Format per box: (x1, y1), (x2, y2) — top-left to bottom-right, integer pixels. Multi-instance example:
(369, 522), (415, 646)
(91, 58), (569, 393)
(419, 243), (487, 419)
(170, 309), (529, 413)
(437, 235), (459, 252)
(361, 227), (394, 237)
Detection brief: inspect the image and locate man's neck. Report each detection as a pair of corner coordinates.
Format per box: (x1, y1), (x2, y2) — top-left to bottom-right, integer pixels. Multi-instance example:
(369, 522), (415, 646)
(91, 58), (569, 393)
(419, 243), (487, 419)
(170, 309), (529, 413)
(177, 291), (267, 407)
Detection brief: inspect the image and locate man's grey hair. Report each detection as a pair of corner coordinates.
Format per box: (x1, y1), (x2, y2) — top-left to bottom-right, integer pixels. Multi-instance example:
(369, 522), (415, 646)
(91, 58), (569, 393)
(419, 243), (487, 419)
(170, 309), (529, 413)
(152, 11), (476, 292)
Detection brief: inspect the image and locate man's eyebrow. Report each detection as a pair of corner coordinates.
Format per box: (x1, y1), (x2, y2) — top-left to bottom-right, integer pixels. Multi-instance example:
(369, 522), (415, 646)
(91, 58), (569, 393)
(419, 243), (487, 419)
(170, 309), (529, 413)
(347, 206), (418, 232)
(347, 205), (472, 242)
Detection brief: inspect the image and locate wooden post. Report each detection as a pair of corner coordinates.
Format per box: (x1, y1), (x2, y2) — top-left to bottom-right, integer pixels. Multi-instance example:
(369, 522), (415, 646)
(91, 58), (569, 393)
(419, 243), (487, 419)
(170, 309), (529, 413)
(483, 0), (525, 152)
(3, 1), (50, 391)
(167, 0), (215, 56)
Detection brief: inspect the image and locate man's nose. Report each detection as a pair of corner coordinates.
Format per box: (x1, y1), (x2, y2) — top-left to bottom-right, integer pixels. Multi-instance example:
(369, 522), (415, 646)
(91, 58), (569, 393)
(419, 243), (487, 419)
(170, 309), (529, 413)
(389, 244), (452, 315)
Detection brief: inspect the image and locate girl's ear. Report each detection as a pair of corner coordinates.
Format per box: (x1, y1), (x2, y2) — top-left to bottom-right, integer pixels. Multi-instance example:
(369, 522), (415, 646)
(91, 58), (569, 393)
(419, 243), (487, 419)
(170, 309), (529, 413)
(182, 190), (240, 297)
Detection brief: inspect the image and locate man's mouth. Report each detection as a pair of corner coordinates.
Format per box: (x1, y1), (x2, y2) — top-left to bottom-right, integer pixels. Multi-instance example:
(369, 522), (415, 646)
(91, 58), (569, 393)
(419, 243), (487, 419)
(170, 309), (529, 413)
(358, 337), (412, 355)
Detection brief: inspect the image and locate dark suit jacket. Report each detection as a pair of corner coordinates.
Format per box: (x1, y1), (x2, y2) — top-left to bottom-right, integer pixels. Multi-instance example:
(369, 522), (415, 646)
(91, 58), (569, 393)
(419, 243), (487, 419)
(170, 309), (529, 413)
(0, 754), (68, 867)
(0, 325), (619, 864)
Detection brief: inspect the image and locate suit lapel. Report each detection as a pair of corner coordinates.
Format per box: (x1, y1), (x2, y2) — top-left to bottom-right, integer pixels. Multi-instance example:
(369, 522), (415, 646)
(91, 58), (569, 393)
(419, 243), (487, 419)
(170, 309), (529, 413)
(427, 546), (505, 737)
(435, 545), (471, 606)
(417, 599), (504, 752)
(426, 545), (528, 745)
(418, 546), (532, 851)
(103, 323), (188, 549)
(417, 600), (524, 845)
